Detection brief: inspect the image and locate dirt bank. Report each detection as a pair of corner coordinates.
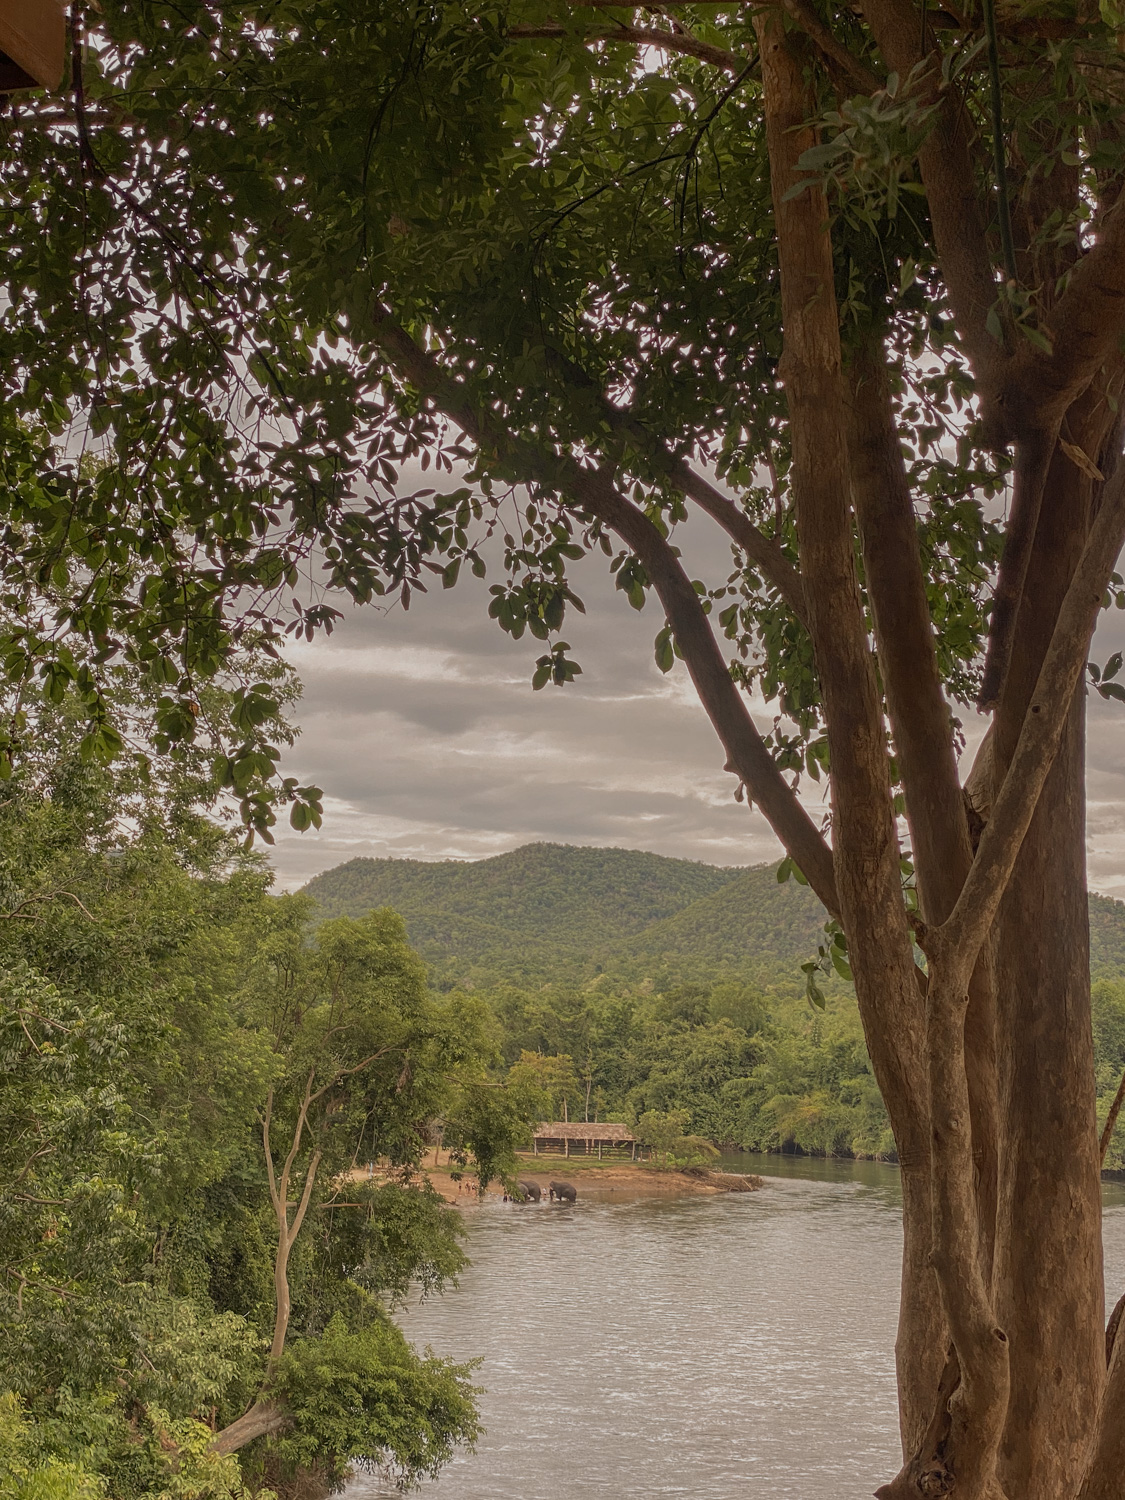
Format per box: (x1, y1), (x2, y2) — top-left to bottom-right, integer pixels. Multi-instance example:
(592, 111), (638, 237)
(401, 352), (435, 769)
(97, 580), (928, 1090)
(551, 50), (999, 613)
(350, 1152), (764, 1205)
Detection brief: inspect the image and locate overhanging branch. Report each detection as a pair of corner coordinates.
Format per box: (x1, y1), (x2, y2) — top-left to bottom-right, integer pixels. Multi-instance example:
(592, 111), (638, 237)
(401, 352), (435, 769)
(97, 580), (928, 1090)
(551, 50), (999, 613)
(367, 306), (840, 914)
(507, 19), (746, 74)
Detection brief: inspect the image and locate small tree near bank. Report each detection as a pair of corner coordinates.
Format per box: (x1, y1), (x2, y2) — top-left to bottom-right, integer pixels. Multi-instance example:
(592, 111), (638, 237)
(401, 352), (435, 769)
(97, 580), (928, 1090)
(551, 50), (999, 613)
(635, 1109), (721, 1170)
(7, 3), (1125, 1495)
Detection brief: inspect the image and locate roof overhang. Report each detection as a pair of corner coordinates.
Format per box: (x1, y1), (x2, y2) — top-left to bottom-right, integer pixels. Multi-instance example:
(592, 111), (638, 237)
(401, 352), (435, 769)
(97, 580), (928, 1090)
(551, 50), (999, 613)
(0, 0), (65, 92)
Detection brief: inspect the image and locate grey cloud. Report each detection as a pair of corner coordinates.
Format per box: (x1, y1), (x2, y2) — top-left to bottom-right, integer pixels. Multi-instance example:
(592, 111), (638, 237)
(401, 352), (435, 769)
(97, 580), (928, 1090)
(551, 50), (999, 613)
(267, 508), (1125, 898)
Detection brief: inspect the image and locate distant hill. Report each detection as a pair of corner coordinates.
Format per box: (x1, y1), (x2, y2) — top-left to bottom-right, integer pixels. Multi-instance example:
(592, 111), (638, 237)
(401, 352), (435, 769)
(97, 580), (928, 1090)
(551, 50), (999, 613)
(301, 842), (1125, 987)
(302, 843), (743, 982)
(617, 865), (825, 972)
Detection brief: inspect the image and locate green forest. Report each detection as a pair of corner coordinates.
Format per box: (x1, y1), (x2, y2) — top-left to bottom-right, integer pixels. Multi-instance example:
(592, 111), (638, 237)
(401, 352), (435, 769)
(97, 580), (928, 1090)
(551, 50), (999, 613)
(307, 846), (1125, 1168)
(0, 710), (545, 1500)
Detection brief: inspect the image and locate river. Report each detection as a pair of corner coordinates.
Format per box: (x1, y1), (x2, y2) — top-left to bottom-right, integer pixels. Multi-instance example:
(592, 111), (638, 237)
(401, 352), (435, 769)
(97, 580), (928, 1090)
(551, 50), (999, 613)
(346, 1156), (1125, 1500)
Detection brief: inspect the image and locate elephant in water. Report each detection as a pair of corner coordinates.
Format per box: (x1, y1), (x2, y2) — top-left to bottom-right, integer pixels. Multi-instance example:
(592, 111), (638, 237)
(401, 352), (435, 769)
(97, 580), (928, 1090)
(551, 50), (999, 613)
(517, 1180), (541, 1203)
(549, 1180), (577, 1202)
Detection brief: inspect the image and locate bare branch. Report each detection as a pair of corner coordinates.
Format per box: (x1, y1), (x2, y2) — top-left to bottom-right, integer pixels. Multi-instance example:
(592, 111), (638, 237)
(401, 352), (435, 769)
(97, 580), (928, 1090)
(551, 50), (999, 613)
(0, 890), (97, 924)
(306, 1045), (396, 1108)
(279, 1068), (317, 1207)
(507, 19), (745, 73)
(210, 1399), (291, 1456)
(261, 1087), (280, 1217)
(288, 1148), (322, 1246)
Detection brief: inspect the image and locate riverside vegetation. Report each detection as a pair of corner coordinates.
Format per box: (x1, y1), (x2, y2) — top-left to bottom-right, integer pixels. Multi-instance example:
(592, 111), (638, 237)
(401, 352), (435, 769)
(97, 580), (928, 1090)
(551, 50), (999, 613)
(307, 846), (1125, 1168)
(0, 694), (542, 1500)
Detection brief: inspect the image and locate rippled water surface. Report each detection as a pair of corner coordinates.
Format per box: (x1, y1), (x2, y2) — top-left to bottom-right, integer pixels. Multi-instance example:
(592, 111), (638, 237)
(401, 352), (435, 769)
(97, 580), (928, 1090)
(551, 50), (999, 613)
(346, 1156), (1125, 1500)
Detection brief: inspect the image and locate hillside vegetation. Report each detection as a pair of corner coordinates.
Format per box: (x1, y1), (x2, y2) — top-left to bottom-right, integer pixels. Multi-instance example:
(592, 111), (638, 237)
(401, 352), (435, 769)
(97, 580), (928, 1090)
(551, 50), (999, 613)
(303, 846), (1125, 1164)
(303, 843), (826, 985)
(304, 842), (1125, 985)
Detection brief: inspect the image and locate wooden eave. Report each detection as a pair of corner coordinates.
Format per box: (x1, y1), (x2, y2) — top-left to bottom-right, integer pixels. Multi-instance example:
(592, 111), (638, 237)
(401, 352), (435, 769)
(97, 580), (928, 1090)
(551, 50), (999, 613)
(0, 0), (65, 92)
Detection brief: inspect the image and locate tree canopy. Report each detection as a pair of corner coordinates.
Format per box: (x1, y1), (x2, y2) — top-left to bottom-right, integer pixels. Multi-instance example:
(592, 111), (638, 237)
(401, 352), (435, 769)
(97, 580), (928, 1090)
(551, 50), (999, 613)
(7, 2), (1125, 1497)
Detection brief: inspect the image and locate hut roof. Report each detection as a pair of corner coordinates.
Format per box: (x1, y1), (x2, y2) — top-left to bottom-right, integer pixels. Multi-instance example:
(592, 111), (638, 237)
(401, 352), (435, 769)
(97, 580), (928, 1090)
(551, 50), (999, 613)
(534, 1121), (635, 1142)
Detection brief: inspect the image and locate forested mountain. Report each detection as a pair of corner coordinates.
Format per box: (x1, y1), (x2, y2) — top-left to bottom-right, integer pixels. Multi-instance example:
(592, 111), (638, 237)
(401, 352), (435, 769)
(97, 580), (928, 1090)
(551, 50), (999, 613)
(303, 844), (739, 974)
(302, 848), (1125, 1168)
(303, 843), (1125, 986)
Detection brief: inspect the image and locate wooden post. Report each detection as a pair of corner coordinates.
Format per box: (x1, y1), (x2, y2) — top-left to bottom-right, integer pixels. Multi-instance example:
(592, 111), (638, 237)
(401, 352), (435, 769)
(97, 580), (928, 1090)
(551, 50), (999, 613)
(565, 1136), (569, 1158)
(598, 1140), (603, 1160)
(533, 1137), (538, 1156)
(632, 1140), (636, 1161)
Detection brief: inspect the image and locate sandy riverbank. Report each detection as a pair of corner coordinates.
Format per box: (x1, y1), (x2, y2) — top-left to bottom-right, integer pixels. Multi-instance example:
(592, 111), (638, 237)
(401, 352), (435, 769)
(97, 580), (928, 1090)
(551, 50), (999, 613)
(350, 1152), (764, 1205)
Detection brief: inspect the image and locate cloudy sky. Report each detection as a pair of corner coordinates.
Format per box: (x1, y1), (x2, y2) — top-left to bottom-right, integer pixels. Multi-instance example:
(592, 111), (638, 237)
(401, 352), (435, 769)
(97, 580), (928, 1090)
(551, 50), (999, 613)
(264, 507), (1125, 900)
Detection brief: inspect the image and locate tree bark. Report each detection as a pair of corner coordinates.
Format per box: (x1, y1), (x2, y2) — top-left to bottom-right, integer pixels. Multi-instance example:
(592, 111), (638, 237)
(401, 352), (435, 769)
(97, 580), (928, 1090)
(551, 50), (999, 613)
(211, 1399), (291, 1456)
(991, 438), (1106, 1499)
(754, 12), (936, 1444)
(847, 331), (1000, 1274)
(1078, 1322), (1125, 1500)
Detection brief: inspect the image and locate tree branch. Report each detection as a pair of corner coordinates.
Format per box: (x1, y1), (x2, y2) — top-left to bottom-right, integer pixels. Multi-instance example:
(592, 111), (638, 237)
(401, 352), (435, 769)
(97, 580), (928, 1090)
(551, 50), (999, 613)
(776, 0), (880, 93)
(670, 460), (809, 625)
(846, 328), (971, 917)
(1100, 1066), (1125, 1167)
(289, 1147), (322, 1247)
(939, 446), (1125, 968)
(262, 1087), (280, 1217)
(1018, 194), (1125, 427)
(367, 306), (840, 914)
(524, 348), (809, 622)
(860, 0), (1003, 394)
(507, 19), (746, 74)
(278, 1068), (317, 1213)
(978, 429), (1058, 710)
(211, 1398), (291, 1456)
(754, 6), (929, 1181)
(846, 328), (1000, 1269)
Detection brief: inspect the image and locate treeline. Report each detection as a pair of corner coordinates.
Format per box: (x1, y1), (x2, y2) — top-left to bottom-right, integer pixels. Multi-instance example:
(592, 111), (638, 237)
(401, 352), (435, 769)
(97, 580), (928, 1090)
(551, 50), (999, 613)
(465, 973), (1125, 1167)
(474, 976), (895, 1160)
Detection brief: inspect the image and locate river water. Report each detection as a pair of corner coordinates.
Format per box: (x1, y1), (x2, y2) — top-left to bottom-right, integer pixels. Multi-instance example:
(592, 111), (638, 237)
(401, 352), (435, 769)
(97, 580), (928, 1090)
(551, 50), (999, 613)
(346, 1156), (1125, 1500)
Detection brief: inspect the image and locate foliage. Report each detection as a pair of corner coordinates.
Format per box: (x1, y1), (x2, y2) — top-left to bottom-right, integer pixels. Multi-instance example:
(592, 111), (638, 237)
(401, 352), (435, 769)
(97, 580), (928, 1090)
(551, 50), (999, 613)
(270, 1315), (481, 1491)
(0, 1392), (104, 1500)
(303, 844), (748, 985)
(0, 729), (528, 1495)
(305, 845), (1125, 991)
(635, 1109), (719, 1169)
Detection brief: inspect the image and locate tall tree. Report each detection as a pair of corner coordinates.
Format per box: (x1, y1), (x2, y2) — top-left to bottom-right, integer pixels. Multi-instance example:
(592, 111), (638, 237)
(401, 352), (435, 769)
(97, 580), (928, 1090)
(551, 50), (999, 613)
(6, 2), (1125, 1494)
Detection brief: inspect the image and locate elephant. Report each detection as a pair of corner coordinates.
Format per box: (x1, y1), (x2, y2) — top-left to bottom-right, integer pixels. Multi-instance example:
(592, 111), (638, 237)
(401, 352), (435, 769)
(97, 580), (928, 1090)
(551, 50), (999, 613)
(517, 1180), (542, 1203)
(549, 1180), (577, 1202)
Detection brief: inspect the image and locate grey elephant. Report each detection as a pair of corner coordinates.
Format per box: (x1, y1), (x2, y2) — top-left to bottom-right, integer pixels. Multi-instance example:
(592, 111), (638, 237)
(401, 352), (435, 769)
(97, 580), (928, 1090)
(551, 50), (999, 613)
(549, 1180), (577, 1202)
(516, 1180), (541, 1202)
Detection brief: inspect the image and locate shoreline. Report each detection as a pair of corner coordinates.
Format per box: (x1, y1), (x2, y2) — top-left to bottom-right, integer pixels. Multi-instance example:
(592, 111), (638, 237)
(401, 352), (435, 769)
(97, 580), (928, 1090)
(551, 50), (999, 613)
(372, 1152), (765, 1205)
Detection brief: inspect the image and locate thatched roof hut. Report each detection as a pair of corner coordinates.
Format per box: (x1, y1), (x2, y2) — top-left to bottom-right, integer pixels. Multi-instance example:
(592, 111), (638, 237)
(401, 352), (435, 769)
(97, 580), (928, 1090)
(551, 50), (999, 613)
(532, 1121), (640, 1158)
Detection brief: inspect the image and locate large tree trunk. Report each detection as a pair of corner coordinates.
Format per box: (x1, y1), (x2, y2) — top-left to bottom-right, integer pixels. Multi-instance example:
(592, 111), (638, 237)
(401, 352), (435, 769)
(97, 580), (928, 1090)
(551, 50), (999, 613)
(992, 442), (1105, 1497)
